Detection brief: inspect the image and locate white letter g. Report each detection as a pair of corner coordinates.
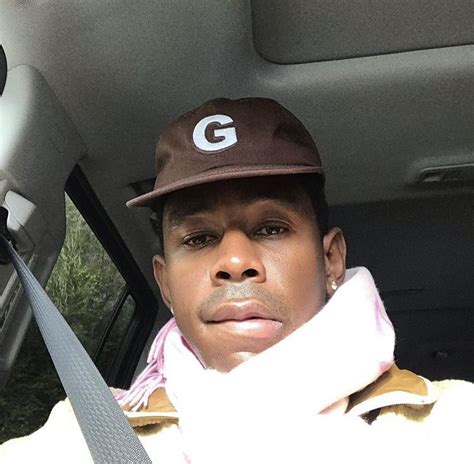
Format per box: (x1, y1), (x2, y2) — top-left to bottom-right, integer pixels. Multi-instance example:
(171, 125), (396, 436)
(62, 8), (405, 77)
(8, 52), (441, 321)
(192, 114), (237, 153)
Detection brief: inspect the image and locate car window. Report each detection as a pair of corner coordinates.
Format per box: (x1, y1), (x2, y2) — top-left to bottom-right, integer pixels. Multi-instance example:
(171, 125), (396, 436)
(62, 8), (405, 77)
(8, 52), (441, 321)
(0, 195), (135, 443)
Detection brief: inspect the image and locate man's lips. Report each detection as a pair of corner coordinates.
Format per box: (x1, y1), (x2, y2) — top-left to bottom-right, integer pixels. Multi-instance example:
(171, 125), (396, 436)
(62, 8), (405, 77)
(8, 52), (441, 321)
(208, 301), (283, 339)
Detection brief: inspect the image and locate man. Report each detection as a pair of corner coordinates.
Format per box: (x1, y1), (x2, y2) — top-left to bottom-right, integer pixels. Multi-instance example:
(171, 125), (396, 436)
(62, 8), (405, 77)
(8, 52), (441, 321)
(1, 98), (473, 462)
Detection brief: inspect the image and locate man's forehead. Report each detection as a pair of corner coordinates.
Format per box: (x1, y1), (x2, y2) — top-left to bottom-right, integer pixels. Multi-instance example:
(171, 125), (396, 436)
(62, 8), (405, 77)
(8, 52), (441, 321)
(164, 177), (309, 225)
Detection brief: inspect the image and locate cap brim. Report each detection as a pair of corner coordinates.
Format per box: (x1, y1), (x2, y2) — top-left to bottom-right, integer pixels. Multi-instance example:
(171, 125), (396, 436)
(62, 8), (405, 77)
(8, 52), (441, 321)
(127, 165), (323, 208)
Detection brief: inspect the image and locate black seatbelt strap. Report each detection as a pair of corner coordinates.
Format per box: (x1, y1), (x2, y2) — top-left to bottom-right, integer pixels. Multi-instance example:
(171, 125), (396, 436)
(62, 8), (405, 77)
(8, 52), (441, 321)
(0, 215), (152, 463)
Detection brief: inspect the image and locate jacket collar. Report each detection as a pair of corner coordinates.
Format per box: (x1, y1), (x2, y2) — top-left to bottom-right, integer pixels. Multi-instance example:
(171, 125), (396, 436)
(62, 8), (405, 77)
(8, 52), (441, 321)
(122, 365), (438, 428)
(346, 364), (438, 417)
(122, 386), (178, 427)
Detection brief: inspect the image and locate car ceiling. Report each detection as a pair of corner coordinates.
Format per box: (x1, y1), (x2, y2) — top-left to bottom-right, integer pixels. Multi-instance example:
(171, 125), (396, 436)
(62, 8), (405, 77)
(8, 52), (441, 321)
(1, 2), (473, 352)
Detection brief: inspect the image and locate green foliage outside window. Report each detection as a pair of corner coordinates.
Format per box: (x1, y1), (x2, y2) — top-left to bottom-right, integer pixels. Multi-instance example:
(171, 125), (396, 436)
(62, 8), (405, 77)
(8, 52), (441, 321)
(45, 196), (126, 354)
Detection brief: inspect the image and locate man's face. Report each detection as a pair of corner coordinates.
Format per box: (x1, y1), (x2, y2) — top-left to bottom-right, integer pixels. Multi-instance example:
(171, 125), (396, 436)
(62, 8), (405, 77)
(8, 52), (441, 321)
(153, 176), (345, 372)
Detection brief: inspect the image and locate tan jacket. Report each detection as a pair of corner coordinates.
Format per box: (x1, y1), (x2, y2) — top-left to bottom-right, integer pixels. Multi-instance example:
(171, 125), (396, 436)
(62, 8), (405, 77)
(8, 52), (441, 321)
(1, 366), (473, 463)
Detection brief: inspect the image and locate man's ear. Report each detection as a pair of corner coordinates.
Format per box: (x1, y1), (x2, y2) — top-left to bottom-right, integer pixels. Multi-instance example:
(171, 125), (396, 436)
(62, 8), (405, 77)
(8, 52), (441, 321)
(323, 227), (347, 298)
(153, 255), (172, 310)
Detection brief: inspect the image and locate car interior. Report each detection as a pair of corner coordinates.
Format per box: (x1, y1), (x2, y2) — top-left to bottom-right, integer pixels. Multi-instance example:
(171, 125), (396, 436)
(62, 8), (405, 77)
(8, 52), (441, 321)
(0, 0), (473, 444)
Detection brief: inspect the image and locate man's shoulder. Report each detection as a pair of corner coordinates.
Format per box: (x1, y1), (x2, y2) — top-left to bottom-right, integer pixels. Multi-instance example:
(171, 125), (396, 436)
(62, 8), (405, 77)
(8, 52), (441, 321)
(0, 397), (92, 463)
(0, 392), (181, 463)
(366, 378), (473, 461)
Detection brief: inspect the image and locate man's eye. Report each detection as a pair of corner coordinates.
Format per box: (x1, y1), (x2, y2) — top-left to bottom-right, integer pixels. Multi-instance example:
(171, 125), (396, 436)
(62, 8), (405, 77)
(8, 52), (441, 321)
(255, 225), (287, 236)
(183, 234), (216, 247)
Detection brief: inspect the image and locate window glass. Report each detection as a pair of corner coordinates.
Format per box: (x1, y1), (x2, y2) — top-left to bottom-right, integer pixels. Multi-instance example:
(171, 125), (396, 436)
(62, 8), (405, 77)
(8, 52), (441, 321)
(0, 195), (135, 443)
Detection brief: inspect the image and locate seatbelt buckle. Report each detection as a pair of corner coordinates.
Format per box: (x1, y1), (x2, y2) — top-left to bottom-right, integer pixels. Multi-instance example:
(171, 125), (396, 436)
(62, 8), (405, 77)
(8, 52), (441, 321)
(0, 206), (17, 264)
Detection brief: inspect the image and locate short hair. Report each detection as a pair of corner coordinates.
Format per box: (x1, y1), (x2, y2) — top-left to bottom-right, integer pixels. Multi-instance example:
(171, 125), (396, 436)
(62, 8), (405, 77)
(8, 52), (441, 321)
(150, 174), (328, 256)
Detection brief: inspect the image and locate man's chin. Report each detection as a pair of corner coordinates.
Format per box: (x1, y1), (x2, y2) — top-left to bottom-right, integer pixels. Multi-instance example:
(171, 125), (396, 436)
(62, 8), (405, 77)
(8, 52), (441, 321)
(206, 337), (288, 372)
(208, 350), (260, 373)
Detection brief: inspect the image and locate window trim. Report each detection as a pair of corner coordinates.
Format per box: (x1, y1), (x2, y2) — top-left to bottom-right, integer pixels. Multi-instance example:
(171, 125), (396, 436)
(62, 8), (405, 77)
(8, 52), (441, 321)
(93, 283), (130, 374)
(65, 166), (157, 388)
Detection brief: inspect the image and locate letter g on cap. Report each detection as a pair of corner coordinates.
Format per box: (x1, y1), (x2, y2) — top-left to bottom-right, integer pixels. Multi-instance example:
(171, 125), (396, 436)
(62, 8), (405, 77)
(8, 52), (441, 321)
(192, 114), (237, 153)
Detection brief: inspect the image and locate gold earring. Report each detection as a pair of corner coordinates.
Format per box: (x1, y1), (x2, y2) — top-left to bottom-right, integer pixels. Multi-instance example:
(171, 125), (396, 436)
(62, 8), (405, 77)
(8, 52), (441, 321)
(330, 281), (338, 291)
(170, 306), (175, 316)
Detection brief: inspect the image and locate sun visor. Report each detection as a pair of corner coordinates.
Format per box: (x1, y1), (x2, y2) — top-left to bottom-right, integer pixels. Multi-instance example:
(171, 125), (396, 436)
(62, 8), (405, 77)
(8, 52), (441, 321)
(252, 0), (474, 63)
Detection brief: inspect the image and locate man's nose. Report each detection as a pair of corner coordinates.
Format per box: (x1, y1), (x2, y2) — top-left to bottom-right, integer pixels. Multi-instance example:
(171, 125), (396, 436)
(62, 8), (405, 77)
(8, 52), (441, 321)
(210, 231), (266, 284)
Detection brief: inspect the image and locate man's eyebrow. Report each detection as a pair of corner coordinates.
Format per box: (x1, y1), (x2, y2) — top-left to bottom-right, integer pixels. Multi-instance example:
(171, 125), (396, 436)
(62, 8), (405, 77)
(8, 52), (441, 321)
(166, 195), (302, 228)
(166, 202), (212, 228)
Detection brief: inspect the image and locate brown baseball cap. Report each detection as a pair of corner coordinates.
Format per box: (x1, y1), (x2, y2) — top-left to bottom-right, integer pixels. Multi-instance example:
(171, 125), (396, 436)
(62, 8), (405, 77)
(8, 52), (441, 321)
(127, 97), (323, 208)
